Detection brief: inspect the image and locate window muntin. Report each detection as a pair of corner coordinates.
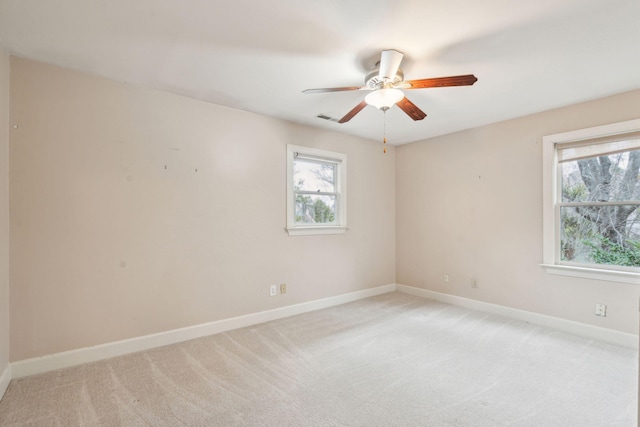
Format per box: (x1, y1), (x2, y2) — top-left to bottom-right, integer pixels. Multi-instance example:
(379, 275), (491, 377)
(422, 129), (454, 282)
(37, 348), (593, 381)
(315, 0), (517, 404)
(286, 145), (347, 236)
(542, 118), (640, 283)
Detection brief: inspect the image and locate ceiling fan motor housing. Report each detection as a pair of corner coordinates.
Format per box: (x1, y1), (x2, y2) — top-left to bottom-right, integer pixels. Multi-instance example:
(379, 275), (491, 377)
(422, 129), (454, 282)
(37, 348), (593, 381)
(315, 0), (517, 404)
(365, 68), (404, 89)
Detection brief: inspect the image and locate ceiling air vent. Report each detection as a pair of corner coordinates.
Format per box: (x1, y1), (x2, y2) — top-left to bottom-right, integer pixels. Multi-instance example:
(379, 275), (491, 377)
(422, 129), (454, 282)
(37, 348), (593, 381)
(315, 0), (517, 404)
(317, 114), (339, 123)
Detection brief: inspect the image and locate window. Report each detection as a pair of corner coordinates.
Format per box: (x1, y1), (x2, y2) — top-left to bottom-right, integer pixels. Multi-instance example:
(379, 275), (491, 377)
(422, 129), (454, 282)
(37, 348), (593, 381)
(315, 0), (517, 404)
(542, 118), (640, 284)
(286, 144), (347, 236)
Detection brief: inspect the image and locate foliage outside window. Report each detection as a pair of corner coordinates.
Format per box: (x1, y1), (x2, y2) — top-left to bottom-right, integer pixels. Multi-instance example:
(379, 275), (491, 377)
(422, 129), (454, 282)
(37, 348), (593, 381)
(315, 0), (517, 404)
(542, 119), (640, 283)
(286, 145), (347, 236)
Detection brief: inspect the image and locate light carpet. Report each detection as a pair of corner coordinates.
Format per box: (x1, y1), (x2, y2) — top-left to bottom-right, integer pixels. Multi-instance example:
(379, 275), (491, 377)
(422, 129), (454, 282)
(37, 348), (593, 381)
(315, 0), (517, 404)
(0, 292), (637, 426)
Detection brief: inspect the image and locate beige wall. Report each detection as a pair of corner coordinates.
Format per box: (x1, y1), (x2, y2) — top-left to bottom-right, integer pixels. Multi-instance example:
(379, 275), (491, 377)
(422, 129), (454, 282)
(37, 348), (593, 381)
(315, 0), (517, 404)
(396, 89), (640, 335)
(8, 54), (639, 363)
(9, 57), (396, 361)
(0, 48), (9, 372)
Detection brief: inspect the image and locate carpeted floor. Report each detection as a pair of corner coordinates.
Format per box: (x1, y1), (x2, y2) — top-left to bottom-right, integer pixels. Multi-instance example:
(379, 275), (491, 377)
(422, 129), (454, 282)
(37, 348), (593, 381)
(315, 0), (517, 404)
(0, 292), (637, 426)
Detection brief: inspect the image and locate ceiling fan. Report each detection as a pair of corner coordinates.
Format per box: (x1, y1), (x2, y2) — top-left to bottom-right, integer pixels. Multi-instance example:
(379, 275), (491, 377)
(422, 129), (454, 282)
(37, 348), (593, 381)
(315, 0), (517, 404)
(303, 49), (477, 123)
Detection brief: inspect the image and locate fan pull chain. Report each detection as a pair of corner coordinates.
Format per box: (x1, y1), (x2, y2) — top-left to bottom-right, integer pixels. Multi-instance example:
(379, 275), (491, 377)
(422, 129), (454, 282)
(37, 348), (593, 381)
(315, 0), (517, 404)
(383, 110), (387, 153)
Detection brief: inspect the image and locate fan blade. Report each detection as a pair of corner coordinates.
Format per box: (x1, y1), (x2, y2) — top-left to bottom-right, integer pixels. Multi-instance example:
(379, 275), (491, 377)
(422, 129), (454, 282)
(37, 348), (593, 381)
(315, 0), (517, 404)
(338, 100), (368, 123)
(303, 86), (365, 94)
(404, 74), (478, 89)
(396, 97), (427, 121)
(379, 49), (404, 81)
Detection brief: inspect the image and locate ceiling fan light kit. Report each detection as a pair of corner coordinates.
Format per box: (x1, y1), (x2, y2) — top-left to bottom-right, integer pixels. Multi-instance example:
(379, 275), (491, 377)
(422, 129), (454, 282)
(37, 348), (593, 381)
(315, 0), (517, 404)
(365, 88), (404, 110)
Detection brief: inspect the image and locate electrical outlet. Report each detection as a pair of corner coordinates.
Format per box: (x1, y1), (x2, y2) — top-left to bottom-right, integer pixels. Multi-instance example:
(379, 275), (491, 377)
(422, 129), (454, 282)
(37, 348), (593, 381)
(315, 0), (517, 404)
(444, 274), (449, 283)
(280, 283), (287, 294)
(269, 285), (277, 297)
(595, 303), (607, 317)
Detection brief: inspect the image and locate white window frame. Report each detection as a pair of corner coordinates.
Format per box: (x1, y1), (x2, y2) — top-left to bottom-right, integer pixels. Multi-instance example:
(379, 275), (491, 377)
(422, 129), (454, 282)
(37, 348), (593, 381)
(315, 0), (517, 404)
(286, 144), (347, 236)
(541, 118), (640, 284)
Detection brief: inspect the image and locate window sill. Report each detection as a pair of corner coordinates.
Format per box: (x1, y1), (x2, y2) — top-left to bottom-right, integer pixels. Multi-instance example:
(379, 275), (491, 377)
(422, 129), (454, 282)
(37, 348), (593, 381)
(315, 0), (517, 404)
(285, 226), (348, 236)
(540, 264), (640, 284)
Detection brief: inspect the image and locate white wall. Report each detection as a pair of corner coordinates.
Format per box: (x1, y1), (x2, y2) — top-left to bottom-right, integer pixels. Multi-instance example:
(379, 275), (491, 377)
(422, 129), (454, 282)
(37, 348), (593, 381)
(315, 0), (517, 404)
(0, 46), (10, 393)
(396, 89), (640, 335)
(9, 57), (396, 361)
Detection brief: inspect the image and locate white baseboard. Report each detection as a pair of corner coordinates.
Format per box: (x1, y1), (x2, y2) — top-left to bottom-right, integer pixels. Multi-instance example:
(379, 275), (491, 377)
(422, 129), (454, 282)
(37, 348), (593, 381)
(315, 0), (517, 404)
(396, 284), (638, 350)
(11, 284), (397, 378)
(0, 363), (10, 401)
(11, 283), (635, 379)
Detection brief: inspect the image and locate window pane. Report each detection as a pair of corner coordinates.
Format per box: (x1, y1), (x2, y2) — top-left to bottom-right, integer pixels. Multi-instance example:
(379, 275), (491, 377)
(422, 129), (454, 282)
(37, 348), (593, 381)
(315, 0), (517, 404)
(294, 159), (336, 193)
(561, 149), (640, 203)
(295, 194), (336, 224)
(560, 205), (640, 267)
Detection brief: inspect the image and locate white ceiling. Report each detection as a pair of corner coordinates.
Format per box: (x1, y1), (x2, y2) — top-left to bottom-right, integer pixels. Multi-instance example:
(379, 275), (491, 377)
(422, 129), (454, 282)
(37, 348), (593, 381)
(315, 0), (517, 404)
(0, 0), (639, 144)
